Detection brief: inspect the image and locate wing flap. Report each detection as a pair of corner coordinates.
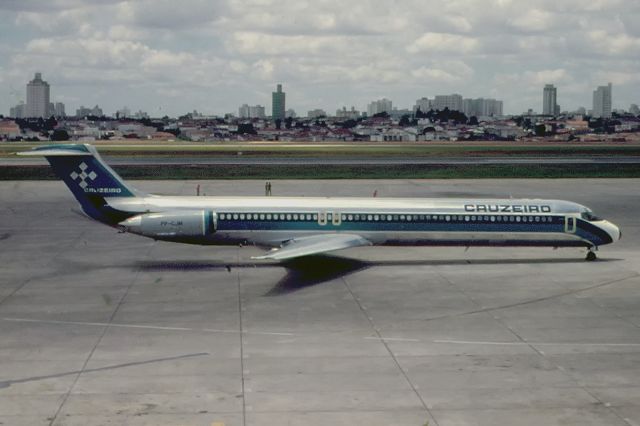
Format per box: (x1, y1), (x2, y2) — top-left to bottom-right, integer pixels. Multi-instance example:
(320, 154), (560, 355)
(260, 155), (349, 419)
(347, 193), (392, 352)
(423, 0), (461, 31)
(252, 234), (371, 260)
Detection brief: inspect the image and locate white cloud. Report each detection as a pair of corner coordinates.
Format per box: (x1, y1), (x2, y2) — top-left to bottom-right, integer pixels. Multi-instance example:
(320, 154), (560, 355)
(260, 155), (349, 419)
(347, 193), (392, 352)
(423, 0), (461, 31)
(1, 0), (639, 115)
(509, 9), (558, 33)
(407, 33), (479, 54)
(588, 30), (640, 56)
(411, 61), (474, 83)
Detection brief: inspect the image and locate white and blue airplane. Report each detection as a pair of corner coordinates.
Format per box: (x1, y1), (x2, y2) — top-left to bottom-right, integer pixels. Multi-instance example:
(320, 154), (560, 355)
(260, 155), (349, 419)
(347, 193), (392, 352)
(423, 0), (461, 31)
(19, 144), (621, 261)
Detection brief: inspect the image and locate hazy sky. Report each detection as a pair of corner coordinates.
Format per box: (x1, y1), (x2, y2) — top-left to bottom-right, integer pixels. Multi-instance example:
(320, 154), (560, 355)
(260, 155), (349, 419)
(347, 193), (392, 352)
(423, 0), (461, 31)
(1, 0), (639, 117)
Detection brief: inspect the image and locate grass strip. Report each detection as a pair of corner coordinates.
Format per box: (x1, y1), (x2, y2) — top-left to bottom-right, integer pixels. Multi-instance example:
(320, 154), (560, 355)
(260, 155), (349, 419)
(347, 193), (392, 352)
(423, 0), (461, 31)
(2, 164), (640, 180)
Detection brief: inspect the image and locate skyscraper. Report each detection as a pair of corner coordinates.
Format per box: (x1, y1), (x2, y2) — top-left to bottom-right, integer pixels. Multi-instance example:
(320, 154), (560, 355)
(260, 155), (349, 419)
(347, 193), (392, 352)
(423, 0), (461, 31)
(367, 98), (393, 116)
(26, 72), (50, 118)
(433, 94), (463, 112)
(542, 84), (557, 116)
(54, 102), (66, 117)
(592, 83), (612, 118)
(272, 84), (286, 121)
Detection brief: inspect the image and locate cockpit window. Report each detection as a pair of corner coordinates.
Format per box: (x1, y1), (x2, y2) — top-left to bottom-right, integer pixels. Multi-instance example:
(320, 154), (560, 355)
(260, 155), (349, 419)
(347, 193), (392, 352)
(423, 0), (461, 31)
(581, 211), (602, 221)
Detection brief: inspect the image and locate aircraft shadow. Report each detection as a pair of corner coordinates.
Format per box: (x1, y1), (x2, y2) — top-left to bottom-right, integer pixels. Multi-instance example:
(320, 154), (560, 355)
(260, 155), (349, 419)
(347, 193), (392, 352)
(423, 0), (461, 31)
(137, 255), (621, 296)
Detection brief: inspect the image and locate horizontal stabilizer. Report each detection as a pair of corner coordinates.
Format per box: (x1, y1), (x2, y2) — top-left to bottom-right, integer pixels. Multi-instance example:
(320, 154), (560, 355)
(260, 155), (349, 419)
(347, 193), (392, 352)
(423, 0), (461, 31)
(17, 144), (94, 157)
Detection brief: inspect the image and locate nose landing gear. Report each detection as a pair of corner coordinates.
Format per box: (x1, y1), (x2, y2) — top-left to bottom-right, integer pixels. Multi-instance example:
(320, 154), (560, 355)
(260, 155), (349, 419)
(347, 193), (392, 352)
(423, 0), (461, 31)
(586, 247), (597, 261)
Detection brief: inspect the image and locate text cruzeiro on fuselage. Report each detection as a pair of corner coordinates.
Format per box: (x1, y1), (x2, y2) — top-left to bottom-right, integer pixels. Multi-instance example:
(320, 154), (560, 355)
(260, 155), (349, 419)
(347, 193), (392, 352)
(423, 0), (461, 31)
(464, 204), (552, 213)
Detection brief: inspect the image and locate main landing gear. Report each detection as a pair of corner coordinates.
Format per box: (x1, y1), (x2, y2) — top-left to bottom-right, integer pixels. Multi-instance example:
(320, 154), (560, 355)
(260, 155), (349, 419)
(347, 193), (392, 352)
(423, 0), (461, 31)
(586, 247), (597, 262)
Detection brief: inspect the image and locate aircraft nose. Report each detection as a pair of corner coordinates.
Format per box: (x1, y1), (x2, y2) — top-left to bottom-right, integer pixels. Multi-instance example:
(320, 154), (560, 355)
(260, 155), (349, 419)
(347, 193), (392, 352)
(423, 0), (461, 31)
(601, 220), (621, 243)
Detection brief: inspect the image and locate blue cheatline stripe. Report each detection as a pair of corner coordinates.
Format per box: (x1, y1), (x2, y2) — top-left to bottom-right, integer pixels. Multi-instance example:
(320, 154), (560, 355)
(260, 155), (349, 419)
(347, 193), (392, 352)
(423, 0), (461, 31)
(213, 213), (609, 247)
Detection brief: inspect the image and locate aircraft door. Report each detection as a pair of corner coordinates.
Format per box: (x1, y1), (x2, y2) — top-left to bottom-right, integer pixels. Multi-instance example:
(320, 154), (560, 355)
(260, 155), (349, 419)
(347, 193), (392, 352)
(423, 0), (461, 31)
(318, 211), (327, 226)
(564, 216), (576, 233)
(332, 212), (342, 226)
(207, 211), (218, 234)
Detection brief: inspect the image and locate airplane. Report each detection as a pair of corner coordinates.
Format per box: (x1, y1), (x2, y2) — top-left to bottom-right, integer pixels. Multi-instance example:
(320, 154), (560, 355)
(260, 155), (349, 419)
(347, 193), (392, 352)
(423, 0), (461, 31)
(19, 143), (621, 261)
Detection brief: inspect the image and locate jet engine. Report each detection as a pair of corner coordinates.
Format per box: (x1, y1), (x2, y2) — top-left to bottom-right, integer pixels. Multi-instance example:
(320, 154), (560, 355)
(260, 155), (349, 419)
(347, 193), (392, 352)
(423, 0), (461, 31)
(119, 210), (216, 239)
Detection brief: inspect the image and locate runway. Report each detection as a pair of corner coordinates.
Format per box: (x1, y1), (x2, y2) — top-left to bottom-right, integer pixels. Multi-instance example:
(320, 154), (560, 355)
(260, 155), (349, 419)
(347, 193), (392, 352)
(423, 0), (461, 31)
(1, 179), (640, 425)
(3, 155), (640, 166)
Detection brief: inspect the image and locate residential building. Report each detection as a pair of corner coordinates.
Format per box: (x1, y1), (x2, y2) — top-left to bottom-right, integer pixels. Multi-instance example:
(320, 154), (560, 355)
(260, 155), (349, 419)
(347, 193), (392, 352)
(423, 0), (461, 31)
(116, 106), (131, 118)
(10, 102), (26, 118)
(272, 84), (286, 120)
(239, 104), (265, 119)
(543, 84), (557, 116)
(26, 72), (50, 118)
(307, 109), (327, 118)
(54, 102), (65, 117)
(433, 94), (463, 112)
(367, 98), (393, 116)
(413, 97), (432, 114)
(463, 98), (503, 117)
(133, 110), (149, 119)
(592, 83), (612, 118)
(335, 106), (360, 119)
(76, 105), (103, 117)
(0, 119), (21, 139)
(285, 109), (297, 119)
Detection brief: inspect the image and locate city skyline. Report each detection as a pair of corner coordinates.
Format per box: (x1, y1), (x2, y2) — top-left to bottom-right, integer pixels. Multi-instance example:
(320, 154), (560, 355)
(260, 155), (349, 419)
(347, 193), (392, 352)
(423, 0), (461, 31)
(1, 1), (638, 117)
(7, 71), (633, 120)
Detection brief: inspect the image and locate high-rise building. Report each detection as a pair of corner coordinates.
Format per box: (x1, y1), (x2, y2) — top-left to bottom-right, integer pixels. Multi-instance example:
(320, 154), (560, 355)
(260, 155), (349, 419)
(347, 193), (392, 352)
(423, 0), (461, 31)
(10, 102), (26, 118)
(413, 97), (432, 114)
(335, 106), (360, 119)
(307, 109), (327, 119)
(462, 98), (504, 117)
(272, 84), (286, 120)
(116, 106), (131, 118)
(26, 72), (51, 118)
(433, 94), (463, 112)
(76, 105), (103, 117)
(53, 102), (66, 117)
(239, 104), (266, 119)
(367, 98), (393, 116)
(285, 109), (297, 119)
(592, 83), (612, 118)
(542, 84), (557, 116)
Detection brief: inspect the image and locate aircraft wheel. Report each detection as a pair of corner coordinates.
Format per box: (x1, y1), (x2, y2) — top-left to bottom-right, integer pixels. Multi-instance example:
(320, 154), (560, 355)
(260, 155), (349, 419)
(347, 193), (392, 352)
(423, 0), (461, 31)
(586, 251), (597, 262)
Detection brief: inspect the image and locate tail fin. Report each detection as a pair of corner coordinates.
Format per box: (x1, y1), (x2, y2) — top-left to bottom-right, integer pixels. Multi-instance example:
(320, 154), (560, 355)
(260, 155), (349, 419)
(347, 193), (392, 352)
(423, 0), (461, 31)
(18, 144), (143, 224)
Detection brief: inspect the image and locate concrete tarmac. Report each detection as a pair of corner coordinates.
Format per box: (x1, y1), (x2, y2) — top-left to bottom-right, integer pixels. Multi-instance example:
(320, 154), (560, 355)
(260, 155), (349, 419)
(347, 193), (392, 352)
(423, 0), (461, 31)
(1, 179), (639, 426)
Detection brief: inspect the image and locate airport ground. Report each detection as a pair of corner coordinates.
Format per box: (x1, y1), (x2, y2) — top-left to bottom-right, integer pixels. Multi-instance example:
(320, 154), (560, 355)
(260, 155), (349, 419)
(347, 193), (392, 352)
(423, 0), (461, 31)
(1, 179), (640, 426)
(3, 140), (640, 179)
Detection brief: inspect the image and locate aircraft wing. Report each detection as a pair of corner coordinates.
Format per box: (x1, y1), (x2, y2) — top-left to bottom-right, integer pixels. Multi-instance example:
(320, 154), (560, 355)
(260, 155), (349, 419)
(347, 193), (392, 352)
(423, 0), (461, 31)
(252, 234), (372, 260)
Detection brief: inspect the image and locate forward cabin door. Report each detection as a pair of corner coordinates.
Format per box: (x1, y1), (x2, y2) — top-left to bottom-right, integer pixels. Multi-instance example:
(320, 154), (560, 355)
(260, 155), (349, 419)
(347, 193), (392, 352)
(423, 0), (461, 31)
(564, 216), (576, 234)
